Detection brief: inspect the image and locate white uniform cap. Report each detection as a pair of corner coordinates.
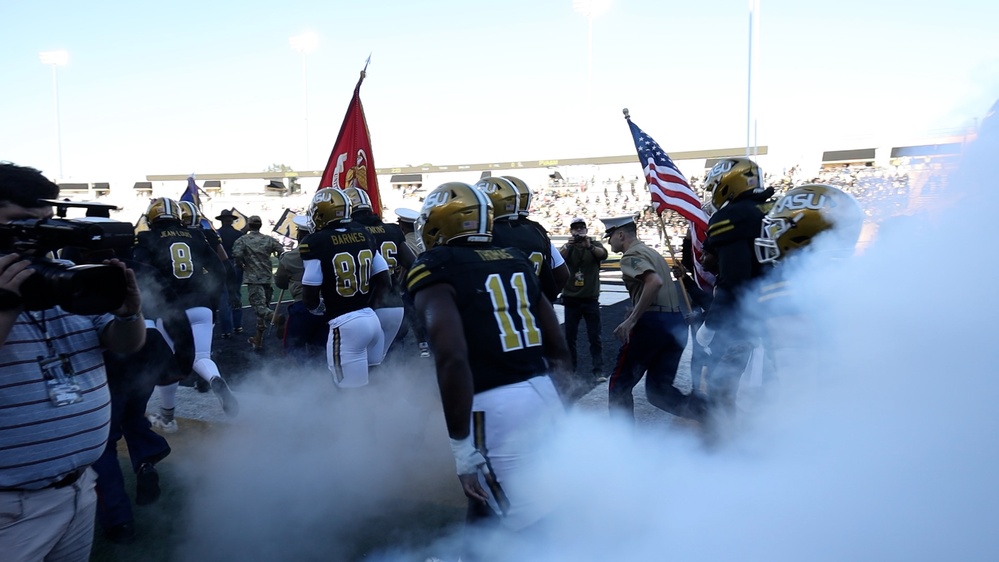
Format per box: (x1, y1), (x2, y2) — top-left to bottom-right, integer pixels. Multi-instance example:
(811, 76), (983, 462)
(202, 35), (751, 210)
(599, 215), (637, 238)
(394, 208), (420, 223)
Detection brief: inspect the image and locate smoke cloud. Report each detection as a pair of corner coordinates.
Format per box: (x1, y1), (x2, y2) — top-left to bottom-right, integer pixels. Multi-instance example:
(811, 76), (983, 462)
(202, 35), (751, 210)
(166, 106), (999, 561)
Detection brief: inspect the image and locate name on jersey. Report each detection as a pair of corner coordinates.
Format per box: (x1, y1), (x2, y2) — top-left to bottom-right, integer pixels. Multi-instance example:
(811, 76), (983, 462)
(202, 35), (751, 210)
(158, 229), (193, 238)
(475, 249), (515, 261)
(773, 192), (830, 213)
(363, 225), (386, 235)
(326, 231), (368, 245)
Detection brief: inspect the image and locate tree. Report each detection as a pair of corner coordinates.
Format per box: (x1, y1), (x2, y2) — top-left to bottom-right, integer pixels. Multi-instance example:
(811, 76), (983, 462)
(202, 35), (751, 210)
(265, 163), (294, 173)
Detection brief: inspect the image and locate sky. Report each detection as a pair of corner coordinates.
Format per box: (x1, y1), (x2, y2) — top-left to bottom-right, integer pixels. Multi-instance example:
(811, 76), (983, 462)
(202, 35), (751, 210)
(2, 0), (998, 185)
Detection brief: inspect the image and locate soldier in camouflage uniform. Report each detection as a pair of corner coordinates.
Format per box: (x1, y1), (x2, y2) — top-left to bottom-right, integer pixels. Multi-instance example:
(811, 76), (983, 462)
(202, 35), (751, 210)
(231, 215), (284, 350)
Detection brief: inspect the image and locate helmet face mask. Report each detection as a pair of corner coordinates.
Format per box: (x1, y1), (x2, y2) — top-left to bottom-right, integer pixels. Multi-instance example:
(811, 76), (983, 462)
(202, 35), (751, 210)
(146, 197), (181, 224)
(754, 184), (863, 264)
(308, 188), (351, 232)
(342, 186), (372, 212)
(417, 182), (493, 251)
(473, 177), (520, 220)
(704, 157), (764, 213)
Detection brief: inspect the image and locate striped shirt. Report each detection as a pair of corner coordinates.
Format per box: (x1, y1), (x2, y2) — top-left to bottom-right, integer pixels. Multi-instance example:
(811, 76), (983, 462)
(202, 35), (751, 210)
(0, 308), (112, 490)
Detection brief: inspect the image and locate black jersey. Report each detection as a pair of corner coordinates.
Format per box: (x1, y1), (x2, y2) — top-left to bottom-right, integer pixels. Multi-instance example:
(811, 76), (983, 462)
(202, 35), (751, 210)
(132, 223), (224, 312)
(353, 211), (411, 307)
(406, 244), (549, 394)
(492, 218), (559, 301)
(300, 223), (381, 318)
(704, 195), (772, 328)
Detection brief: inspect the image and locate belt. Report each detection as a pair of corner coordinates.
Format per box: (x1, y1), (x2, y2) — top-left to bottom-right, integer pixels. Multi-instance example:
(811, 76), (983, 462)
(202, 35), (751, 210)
(49, 468), (85, 489)
(0, 468), (86, 493)
(646, 305), (681, 313)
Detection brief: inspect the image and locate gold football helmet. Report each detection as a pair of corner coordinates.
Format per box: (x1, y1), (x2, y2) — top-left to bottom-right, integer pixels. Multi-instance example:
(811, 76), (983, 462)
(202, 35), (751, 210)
(755, 184), (863, 263)
(473, 177), (520, 220)
(704, 157), (764, 212)
(342, 186), (372, 212)
(177, 200), (203, 227)
(417, 182), (493, 250)
(307, 188), (351, 231)
(501, 176), (532, 216)
(145, 197), (181, 224)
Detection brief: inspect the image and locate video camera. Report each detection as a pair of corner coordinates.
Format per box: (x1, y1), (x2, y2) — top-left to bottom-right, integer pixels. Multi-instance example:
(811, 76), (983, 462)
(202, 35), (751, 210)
(0, 200), (135, 315)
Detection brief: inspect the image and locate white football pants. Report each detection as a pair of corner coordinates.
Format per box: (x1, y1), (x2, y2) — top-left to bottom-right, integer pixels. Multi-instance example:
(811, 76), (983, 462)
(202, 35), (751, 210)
(326, 307), (397, 388)
(471, 375), (565, 531)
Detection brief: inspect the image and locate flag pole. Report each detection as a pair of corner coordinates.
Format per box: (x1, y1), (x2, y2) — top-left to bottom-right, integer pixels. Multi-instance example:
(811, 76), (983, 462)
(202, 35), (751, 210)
(623, 108), (694, 315)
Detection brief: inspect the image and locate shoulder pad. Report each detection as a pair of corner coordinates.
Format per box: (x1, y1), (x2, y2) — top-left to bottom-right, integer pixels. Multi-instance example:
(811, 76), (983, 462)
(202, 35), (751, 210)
(406, 247), (456, 293)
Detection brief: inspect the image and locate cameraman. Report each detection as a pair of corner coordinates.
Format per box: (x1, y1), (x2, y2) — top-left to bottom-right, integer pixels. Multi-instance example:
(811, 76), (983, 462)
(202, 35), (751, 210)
(558, 217), (607, 388)
(0, 163), (144, 561)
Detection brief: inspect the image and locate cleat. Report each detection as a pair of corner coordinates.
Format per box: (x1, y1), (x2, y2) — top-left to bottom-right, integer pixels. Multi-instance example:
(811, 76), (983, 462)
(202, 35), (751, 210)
(210, 377), (239, 417)
(147, 412), (178, 434)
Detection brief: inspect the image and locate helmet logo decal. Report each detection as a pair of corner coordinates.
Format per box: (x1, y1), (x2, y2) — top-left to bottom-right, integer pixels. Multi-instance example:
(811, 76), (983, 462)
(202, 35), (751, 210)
(424, 190), (451, 208)
(707, 160), (734, 179)
(773, 192), (831, 213)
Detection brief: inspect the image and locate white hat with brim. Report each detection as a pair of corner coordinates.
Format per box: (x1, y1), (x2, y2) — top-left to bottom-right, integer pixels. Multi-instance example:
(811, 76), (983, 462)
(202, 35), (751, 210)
(292, 215), (311, 229)
(599, 215), (637, 238)
(394, 208), (420, 223)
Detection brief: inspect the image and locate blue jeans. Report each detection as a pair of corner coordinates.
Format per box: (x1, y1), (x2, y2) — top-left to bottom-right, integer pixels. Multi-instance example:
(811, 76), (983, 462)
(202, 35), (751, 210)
(217, 287), (234, 335)
(93, 330), (172, 529)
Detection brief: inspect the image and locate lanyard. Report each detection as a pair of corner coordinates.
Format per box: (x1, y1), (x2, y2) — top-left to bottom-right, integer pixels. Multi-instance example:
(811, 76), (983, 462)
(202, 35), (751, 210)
(24, 310), (57, 356)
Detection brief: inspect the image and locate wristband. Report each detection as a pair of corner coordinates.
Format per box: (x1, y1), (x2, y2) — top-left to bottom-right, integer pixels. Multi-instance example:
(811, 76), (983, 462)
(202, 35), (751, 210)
(114, 311), (143, 323)
(449, 436), (487, 475)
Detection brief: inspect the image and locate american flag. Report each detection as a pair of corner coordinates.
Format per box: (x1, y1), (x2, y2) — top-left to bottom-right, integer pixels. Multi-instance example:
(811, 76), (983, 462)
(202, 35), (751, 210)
(627, 117), (715, 291)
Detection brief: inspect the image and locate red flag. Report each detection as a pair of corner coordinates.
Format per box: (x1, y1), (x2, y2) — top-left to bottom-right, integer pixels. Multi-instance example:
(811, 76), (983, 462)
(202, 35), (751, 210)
(319, 60), (382, 216)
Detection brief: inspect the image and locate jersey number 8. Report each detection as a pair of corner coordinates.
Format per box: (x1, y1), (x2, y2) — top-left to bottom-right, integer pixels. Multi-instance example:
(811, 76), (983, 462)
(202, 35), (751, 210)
(169, 242), (194, 279)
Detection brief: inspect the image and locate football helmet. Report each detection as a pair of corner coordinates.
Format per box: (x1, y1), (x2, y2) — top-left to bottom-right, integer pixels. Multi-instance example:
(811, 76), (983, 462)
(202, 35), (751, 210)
(145, 197), (181, 224)
(416, 182), (493, 250)
(704, 157), (765, 213)
(473, 177), (520, 220)
(342, 186), (372, 212)
(177, 200), (203, 227)
(501, 176), (532, 216)
(754, 184), (863, 264)
(307, 188), (351, 231)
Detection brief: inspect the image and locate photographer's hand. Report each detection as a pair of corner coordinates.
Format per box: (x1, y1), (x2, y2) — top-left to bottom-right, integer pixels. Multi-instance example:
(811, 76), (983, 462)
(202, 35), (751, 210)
(0, 254), (34, 348)
(103, 258), (141, 317)
(100, 258), (145, 355)
(0, 254), (34, 298)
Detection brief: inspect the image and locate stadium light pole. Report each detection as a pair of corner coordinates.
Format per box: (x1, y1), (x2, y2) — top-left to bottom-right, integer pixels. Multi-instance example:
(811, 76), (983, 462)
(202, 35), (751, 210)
(747, 0), (760, 158)
(39, 50), (69, 180)
(572, 0), (611, 109)
(290, 31), (319, 171)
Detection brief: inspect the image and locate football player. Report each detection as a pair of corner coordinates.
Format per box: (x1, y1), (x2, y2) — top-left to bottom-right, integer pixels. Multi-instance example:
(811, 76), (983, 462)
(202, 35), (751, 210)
(132, 197), (237, 430)
(753, 184), (864, 403)
(407, 182), (571, 534)
(694, 157), (774, 427)
(342, 186), (412, 357)
(300, 188), (395, 388)
(475, 176), (569, 302)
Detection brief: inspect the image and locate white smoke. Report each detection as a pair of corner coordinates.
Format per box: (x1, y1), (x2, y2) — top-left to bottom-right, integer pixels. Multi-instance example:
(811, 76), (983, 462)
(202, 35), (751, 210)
(165, 106), (999, 561)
